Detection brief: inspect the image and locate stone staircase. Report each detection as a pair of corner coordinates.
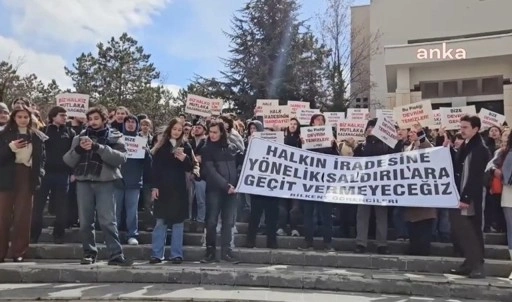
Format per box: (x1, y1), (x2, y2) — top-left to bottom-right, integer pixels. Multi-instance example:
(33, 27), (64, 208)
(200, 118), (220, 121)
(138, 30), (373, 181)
(0, 215), (511, 301)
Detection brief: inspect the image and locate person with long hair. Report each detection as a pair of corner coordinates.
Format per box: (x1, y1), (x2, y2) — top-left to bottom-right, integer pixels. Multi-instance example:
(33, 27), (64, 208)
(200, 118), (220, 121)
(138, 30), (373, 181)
(0, 106), (46, 263)
(486, 129), (512, 279)
(150, 118), (193, 264)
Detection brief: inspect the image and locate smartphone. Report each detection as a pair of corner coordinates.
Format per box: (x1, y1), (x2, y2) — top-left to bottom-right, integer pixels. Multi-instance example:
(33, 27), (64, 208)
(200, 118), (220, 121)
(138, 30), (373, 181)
(176, 147), (184, 154)
(17, 134), (31, 143)
(80, 136), (91, 142)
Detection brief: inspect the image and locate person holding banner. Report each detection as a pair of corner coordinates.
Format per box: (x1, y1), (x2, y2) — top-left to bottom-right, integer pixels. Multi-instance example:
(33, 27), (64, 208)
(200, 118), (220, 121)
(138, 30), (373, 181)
(353, 118), (396, 255)
(299, 113), (338, 252)
(449, 115), (490, 279)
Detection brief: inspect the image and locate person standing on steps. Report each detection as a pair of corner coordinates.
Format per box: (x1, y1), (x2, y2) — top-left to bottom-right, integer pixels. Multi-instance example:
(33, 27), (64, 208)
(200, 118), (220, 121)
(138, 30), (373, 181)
(63, 106), (132, 266)
(200, 121), (243, 263)
(448, 115), (489, 279)
(0, 105), (46, 263)
(149, 118), (193, 265)
(31, 106), (75, 244)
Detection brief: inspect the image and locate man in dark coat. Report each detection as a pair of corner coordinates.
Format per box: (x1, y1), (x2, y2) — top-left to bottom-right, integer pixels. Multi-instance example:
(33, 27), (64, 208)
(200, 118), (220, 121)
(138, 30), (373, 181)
(449, 115), (490, 278)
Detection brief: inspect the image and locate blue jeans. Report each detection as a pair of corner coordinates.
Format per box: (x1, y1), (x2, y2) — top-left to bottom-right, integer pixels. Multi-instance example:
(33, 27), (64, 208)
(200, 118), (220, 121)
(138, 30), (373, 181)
(205, 190), (237, 252)
(114, 188), (140, 238)
(76, 181), (123, 260)
(151, 219), (184, 260)
(194, 180), (206, 223)
(503, 207), (512, 250)
(393, 207), (408, 238)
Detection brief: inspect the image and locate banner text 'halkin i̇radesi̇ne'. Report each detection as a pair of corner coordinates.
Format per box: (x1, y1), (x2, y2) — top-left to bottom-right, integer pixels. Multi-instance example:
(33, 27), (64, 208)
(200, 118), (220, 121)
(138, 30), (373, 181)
(236, 138), (460, 208)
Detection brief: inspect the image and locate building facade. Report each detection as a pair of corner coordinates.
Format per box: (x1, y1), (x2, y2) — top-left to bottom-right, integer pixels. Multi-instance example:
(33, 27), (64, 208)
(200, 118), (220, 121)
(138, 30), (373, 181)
(351, 0), (512, 122)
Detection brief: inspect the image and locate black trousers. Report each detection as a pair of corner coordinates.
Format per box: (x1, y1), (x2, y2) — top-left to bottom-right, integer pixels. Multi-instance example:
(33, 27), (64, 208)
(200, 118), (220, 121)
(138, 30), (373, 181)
(450, 209), (485, 269)
(247, 195), (278, 247)
(407, 219), (434, 256)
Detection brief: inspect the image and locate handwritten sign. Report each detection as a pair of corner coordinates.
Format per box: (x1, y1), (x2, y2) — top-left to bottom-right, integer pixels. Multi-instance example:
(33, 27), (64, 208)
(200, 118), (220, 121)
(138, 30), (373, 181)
(393, 100), (434, 128)
(302, 126), (334, 149)
(324, 112), (345, 127)
(210, 99), (223, 116)
(288, 101), (310, 117)
(295, 109), (320, 125)
(262, 106), (290, 129)
(124, 136), (146, 159)
(253, 131), (284, 144)
(440, 106), (476, 130)
(255, 99), (279, 116)
(479, 108), (505, 130)
(185, 94), (211, 117)
(372, 117), (399, 149)
(347, 108), (369, 120)
(337, 119), (367, 141)
(56, 93), (89, 118)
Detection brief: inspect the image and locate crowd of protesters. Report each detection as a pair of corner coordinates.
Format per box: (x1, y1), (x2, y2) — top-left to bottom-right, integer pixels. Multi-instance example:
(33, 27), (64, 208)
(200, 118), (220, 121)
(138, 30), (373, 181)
(0, 97), (511, 280)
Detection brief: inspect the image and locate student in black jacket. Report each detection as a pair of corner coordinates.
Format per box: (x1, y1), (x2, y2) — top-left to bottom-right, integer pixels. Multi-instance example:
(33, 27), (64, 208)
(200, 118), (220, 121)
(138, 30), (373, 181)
(200, 121), (243, 263)
(31, 106), (75, 244)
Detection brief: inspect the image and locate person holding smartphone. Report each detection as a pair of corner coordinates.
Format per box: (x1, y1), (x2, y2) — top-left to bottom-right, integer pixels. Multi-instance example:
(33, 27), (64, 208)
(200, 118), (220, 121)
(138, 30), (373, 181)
(0, 105), (45, 263)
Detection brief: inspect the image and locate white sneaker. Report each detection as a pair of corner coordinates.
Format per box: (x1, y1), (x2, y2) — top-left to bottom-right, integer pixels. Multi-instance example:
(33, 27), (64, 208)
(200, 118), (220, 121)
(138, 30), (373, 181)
(276, 228), (286, 236)
(127, 238), (139, 245)
(509, 272), (512, 280)
(291, 230), (300, 237)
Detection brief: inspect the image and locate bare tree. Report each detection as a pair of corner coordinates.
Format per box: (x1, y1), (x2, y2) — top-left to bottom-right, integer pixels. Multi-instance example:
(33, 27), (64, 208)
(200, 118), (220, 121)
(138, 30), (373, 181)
(317, 0), (381, 110)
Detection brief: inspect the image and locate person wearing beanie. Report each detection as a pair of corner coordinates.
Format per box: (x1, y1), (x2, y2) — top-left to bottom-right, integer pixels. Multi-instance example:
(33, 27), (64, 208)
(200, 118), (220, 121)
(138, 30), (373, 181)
(0, 103), (9, 131)
(353, 117), (398, 255)
(31, 106), (75, 244)
(115, 115), (152, 245)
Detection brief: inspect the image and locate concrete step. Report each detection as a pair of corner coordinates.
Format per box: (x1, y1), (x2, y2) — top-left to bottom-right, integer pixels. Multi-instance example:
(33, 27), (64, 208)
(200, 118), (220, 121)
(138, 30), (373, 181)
(0, 260), (511, 301)
(24, 244), (512, 278)
(42, 215), (509, 245)
(37, 229), (512, 260)
(0, 283), (491, 302)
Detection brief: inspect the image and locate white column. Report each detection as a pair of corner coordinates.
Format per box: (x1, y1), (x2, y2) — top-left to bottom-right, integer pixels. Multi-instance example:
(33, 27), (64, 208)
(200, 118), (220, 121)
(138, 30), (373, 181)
(504, 84), (512, 125)
(395, 67), (411, 107)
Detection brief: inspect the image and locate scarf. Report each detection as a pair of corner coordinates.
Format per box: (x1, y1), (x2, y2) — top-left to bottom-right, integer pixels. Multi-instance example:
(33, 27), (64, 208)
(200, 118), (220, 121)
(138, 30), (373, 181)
(74, 127), (109, 177)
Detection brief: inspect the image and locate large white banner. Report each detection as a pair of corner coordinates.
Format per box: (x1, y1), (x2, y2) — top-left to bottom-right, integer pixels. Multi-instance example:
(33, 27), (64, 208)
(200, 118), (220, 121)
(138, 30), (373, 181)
(236, 138), (460, 208)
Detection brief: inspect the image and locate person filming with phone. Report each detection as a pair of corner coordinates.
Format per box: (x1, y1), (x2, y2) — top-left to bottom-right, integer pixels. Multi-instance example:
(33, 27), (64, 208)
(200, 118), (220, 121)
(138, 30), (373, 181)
(0, 105), (46, 263)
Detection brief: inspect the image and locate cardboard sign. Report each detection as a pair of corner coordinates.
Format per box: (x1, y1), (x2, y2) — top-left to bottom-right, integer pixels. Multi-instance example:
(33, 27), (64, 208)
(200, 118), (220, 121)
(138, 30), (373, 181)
(479, 108), (505, 130)
(253, 131), (284, 144)
(376, 109), (394, 121)
(347, 108), (369, 120)
(429, 110), (441, 129)
(324, 112), (345, 127)
(302, 126), (334, 150)
(185, 94), (212, 117)
(393, 100), (434, 128)
(255, 99), (279, 116)
(337, 119), (367, 141)
(124, 136), (146, 159)
(372, 116), (399, 149)
(440, 106), (476, 130)
(295, 109), (320, 125)
(210, 99), (223, 116)
(56, 93), (89, 118)
(262, 106), (290, 129)
(288, 101), (310, 117)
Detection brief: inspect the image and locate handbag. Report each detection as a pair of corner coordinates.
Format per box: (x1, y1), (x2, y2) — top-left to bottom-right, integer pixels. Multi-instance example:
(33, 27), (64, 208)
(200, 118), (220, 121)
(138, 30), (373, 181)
(490, 175), (503, 195)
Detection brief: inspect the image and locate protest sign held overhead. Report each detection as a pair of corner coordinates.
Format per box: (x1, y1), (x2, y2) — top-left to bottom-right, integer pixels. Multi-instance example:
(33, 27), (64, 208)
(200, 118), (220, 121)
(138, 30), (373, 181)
(440, 105), (476, 130)
(237, 138), (460, 208)
(185, 94), (212, 117)
(372, 117), (399, 149)
(337, 119), (367, 141)
(393, 100), (434, 128)
(262, 106), (290, 129)
(123, 136), (146, 159)
(288, 101), (310, 117)
(253, 131), (284, 144)
(429, 110), (441, 129)
(210, 99), (224, 116)
(347, 108), (369, 120)
(302, 126), (334, 150)
(295, 109), (320, 125)
(324, 112), (345, 127)
(56, 93), (89, 118)
(255, 99), (279, 116)
(376, 109), (394, 122)
(479, 108), (505, 130)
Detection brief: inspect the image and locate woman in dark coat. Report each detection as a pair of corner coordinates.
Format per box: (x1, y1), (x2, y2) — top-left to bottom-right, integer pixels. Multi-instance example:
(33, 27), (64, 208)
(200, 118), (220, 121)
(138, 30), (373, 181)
(149, 118), (193, 264)
(0, 105), (45, 263)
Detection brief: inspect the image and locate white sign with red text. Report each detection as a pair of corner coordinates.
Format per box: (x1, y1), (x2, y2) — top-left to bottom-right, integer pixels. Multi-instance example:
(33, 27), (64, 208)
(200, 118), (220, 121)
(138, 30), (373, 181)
(372, 117), (399, 149)
(288, 101), (310, 117)
(185, 94), (212, 117)
(255, 99), (279, 116)
(347, 108), (369, 120)
(124, 136), (146, 159)
(295, 109), (320, 125)
(324, 112), (345, 127)
(262, 106), (290, 129)
(302, 126), (334, 150)
(337, 119), (367, 141)
(393, 100), (434, 128)
(440, 106), (476, 130)
(253, 131), (284, 144)
(56, 93), (89, 118)
(479, 108), (505, 130)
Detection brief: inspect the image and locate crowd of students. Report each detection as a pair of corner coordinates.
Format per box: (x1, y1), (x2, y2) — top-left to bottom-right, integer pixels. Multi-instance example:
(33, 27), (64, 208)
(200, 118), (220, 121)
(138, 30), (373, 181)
(0, 97), (510, 280)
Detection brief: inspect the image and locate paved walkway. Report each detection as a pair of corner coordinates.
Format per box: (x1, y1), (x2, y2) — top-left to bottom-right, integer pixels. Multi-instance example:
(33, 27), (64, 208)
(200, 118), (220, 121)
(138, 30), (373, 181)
(0, 283), (490, 301)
